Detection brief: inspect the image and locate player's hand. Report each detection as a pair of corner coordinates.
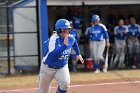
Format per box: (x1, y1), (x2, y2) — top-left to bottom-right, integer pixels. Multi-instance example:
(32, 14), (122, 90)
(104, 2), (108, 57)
(106, 42), (110, 48)
(64, 35), (69, 46)
(89, 41), (93, 49)
(76, 55), (84, 64)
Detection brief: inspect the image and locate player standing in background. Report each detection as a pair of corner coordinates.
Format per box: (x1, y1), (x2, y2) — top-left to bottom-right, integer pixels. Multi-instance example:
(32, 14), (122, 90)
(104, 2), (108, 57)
(113, 19), (128, 68)
(37, 19), (84, 93)
(127, 17), (140, 68)
(69, 21), (80, 72)
(87, 15), (110, 73)
(71, 10), (83, 37)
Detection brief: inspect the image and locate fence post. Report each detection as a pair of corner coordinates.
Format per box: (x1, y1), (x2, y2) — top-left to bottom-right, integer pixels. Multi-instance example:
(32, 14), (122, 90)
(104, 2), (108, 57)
(6, 1), (11, 75)
(36, 0), (41, 69)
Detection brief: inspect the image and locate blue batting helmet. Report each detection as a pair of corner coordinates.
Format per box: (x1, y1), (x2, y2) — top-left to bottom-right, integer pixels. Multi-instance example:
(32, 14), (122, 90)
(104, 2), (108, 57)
(91, 15), (100, 22)
(55, 19), (71, 33)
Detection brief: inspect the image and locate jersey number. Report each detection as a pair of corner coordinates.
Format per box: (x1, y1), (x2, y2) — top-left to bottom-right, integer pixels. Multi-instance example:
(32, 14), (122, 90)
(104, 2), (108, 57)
(59, 55), (69, 60)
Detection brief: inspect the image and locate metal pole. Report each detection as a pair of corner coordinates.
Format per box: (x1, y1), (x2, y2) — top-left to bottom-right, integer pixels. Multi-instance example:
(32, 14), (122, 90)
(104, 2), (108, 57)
(36, 0), (41, 70)
(6, 1), (11, 75)
(82, 1), (87, 58)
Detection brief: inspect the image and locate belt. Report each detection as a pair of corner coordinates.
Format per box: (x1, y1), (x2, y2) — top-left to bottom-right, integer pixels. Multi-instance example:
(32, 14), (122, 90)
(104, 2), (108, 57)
(43, 62), (64, 69)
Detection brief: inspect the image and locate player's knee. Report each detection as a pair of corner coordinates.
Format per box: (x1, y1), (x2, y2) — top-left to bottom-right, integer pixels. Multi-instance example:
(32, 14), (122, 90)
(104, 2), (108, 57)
(59, 81), (70, 91)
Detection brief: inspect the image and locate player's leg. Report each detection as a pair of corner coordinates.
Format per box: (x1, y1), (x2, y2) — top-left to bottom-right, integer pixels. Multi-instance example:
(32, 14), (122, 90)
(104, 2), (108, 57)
(55, 64), (70, 93)
(88, 42), (94, 70)
(37, 63), (56, 93)
(93, 41), (100, 73)
(118, 40), (126, 68)
(113, 40), (121, 67)
(128, 39), (133, 67)
(97, 40), (106, 72)
(110, 45), (115, 68)
(132, 41), (139, 68)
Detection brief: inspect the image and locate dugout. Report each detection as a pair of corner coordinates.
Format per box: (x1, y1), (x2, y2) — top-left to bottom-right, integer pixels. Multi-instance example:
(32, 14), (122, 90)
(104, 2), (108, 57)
(47, 0), (140, 34)
(47, 0), (140, 53)
(46, 0), (140, 69)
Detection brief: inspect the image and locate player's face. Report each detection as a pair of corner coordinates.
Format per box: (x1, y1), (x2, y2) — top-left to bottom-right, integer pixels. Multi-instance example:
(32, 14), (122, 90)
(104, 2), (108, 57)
(119, 19), (124, 26)
(130, 18), (136, 25)
(60, 28), (70, 38)
(94, 20), (100, 25)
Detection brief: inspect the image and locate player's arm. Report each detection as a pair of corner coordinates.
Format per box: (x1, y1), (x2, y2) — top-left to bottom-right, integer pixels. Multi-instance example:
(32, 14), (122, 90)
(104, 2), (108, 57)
(47, 36), (67, 59)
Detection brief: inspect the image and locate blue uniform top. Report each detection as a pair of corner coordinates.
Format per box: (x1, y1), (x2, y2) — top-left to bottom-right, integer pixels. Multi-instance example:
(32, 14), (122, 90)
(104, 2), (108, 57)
(87, 23), (109, 41)
(70, 29), (79, 41)
(42, 34), (80, 67)
(114, 25), (128, 40)
(128, 24), (140, 37)
(72, 15), (83, 29)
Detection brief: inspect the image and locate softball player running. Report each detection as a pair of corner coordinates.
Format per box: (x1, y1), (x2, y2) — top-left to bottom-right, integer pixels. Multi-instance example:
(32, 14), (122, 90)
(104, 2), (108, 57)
(127, 17), (140, 68)
(87, 15), (110, 73)
(37, 19), (84, 93)
(113, 19), (128, 68)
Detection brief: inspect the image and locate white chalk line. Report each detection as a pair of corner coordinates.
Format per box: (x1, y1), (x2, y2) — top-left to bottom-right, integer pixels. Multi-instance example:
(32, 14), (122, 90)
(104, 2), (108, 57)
(0, 81), (140, 92)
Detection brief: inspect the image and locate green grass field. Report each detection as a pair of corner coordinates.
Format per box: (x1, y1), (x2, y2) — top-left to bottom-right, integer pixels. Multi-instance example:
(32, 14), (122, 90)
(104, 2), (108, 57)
(0, 69), (140, 87)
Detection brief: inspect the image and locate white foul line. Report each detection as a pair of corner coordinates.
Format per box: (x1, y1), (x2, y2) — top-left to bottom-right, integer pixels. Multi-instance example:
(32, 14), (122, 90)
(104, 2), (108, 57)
(0, 81), (140, 92)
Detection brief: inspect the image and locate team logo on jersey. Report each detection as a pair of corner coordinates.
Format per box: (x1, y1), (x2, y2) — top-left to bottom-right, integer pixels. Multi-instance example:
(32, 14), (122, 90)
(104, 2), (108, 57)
(92, 30), (100, 33)
(59, 49), (71, 60)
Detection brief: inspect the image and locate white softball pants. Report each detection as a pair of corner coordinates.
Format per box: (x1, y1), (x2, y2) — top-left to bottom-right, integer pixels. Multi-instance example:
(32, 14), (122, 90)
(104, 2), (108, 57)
(37, 62), (70, 93)
(114, 39), (126, 67)
(128, 39), (139, 54)
(90, 40), (105, 62)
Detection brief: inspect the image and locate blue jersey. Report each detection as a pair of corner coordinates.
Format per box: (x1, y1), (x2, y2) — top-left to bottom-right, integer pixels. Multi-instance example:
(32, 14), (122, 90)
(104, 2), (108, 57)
(42, 34), (80, 67)
(72, 15), (83, 29)
(70, 29), (79, 41)
(128, 24), (140, 37)
(87, 23), (109, 41)
(114, 25), (128, 40)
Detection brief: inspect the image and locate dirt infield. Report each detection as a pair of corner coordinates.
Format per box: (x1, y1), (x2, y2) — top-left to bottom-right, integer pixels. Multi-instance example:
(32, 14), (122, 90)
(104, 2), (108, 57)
(0, 70), (140, 93)
(0, 80), (140, 93)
